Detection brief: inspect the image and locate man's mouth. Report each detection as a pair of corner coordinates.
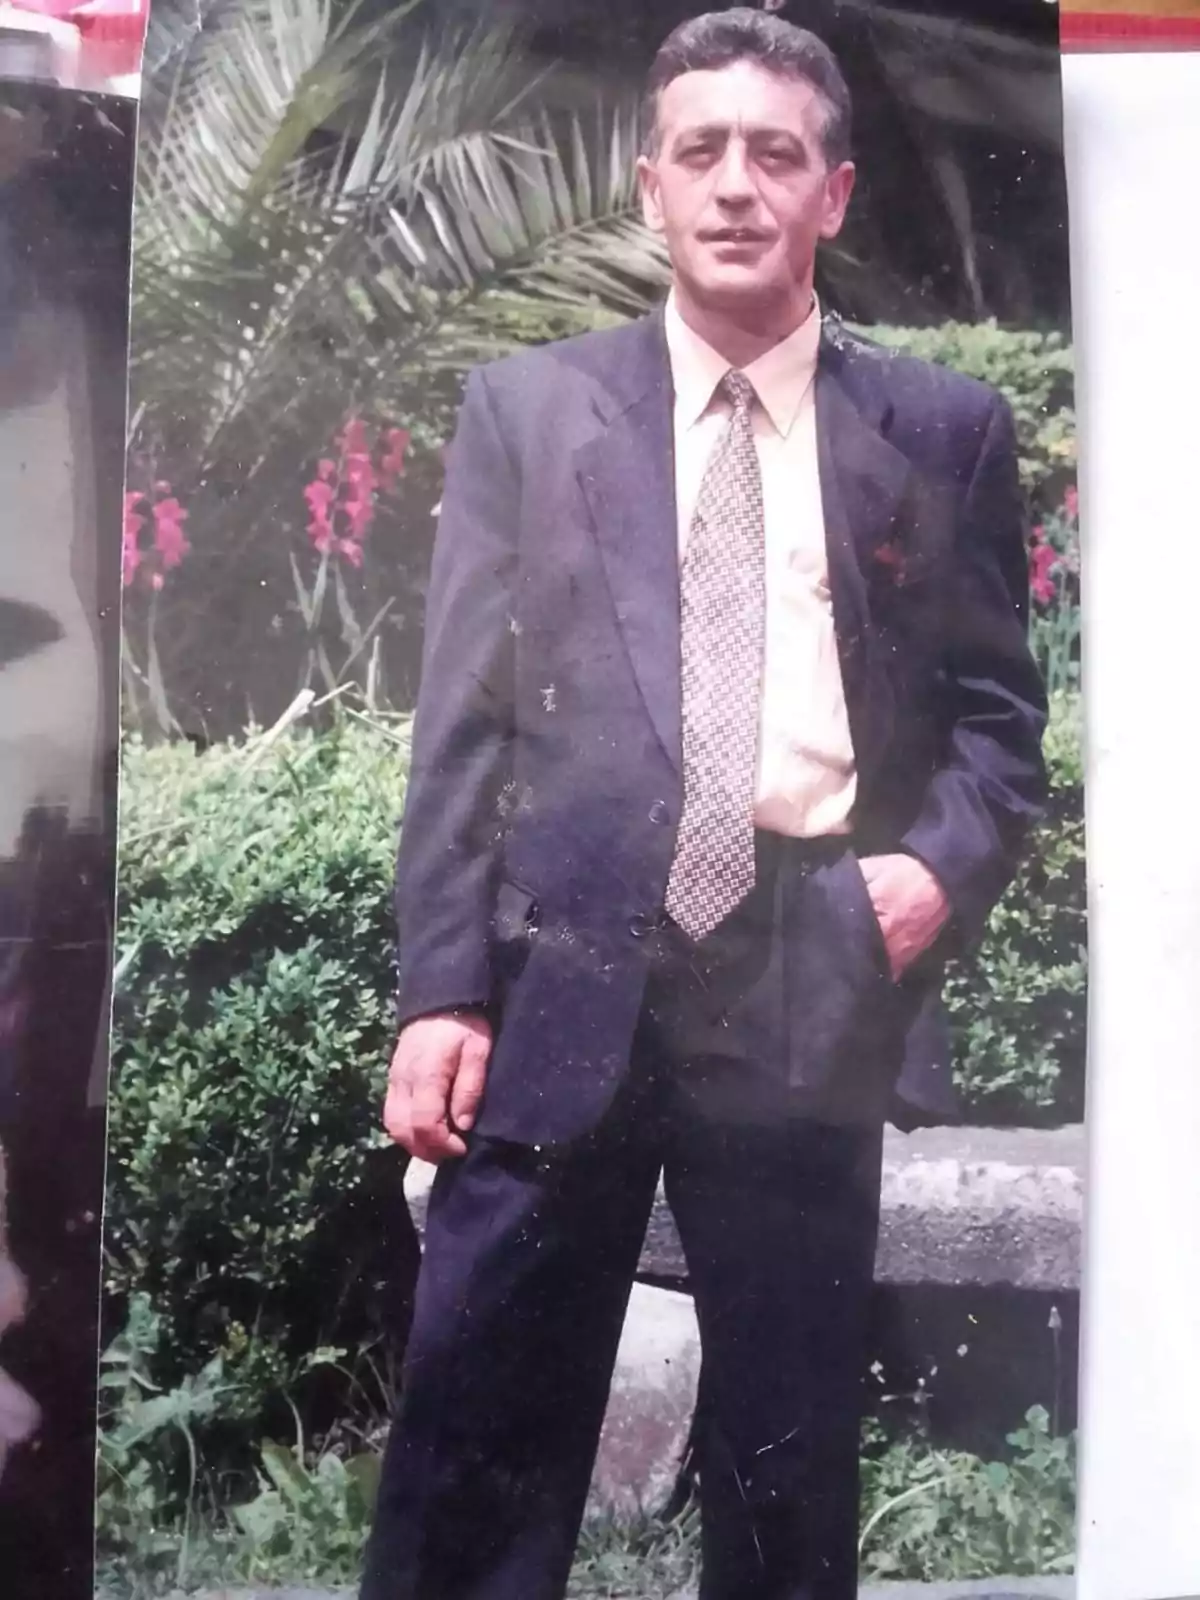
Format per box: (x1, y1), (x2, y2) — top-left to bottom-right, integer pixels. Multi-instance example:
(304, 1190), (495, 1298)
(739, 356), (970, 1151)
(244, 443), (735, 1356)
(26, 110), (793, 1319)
(704, 228), (771, 247)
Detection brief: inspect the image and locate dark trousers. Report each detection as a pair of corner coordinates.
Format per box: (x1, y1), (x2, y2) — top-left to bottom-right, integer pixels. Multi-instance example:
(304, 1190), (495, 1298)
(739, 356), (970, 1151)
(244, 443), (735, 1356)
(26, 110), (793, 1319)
(362, 840), (887, 1600)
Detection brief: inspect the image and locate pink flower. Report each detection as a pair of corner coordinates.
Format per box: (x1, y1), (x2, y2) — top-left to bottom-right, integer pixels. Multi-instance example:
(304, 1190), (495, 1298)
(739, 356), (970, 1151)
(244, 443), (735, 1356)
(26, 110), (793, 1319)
(152, 495), (189, 570)
(1064, 484), (1079, 521)
(1030, 542), (1058, 605)
(343, 477), (375, 543)
(303, 417), (402, 563)
(122, 492), (144, 587)
(339, 419), (377, 545)
(304, 476), (338, 554)
(339, 418), (370, 459)
(125, 482), (193, 587)
(378, 427), (410, 492)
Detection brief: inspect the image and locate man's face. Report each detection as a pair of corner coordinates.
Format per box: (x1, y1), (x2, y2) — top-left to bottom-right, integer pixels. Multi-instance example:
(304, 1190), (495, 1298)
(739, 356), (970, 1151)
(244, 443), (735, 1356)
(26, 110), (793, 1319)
(638, 60), (854, 319)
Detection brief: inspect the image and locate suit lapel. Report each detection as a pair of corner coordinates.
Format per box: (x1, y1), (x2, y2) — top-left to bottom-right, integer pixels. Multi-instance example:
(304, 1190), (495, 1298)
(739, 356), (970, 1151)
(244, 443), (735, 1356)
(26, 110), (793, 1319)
(575, 313), (682, 774)
(816, 325), (912, 782)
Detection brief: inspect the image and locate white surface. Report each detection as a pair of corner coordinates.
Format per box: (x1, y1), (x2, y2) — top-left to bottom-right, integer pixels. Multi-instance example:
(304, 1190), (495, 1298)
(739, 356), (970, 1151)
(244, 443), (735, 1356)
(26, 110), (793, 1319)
(1064, 49), (1200, 1600)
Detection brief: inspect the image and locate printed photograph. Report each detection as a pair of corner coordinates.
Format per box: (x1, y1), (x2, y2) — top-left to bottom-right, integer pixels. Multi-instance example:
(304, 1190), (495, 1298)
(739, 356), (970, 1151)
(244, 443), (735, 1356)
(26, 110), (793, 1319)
(99, 2), (1083, 1597)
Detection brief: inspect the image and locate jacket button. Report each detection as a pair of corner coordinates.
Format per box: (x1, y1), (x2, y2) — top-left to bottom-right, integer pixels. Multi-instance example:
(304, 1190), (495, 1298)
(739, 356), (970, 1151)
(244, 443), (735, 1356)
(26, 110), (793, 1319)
(628, 912), (653, 938)
(649, 800), (670, 825)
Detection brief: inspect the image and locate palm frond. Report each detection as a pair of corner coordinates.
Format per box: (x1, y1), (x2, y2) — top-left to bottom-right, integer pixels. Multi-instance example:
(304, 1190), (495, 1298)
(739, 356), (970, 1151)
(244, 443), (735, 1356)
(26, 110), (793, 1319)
(131, 1), (666, 482)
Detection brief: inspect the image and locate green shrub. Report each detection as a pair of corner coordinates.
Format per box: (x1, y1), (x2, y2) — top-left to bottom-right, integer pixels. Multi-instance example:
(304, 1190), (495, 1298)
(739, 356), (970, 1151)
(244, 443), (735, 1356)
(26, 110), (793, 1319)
(859, 320), (1075, 511)
(946, 693), (1086, 1123)
(107, 696), (1085, 1420)
(106, 719), (412, 1404)
(859, 1407), (1076, 1582)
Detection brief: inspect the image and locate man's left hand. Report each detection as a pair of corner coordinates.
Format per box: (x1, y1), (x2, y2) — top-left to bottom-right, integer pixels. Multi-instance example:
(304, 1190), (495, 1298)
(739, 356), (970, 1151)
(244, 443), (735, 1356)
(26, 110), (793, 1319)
(858, 854), (951, 981)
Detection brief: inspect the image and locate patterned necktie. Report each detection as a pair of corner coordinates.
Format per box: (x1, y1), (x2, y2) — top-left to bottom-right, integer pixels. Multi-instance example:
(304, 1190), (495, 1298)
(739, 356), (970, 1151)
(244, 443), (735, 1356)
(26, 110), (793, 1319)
(665, 369), (765, 942)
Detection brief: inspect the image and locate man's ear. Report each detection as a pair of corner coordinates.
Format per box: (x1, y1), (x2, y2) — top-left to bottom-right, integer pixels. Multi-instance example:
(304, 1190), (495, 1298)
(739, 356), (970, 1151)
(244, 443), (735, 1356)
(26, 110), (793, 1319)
(637, 154), (665, 233)
(819, 160), (856, 241)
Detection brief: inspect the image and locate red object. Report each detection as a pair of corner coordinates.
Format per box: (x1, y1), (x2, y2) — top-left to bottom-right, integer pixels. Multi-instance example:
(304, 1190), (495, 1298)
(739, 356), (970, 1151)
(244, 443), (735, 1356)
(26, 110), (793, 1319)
(6, 0), (144, 21)
(5, 0), (148, 82)
(1061, 12), (1200, 50)
(1028, 530), (1060, 607)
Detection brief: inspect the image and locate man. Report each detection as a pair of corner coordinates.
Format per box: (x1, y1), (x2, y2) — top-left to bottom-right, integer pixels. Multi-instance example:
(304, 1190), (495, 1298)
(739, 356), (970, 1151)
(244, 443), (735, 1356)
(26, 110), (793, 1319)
(362, 10), (1047, 1600)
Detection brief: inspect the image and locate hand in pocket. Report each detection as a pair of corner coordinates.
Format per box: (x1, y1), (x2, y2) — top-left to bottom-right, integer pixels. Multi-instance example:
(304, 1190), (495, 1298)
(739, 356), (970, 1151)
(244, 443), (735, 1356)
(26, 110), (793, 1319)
(857, 854), (951, 980)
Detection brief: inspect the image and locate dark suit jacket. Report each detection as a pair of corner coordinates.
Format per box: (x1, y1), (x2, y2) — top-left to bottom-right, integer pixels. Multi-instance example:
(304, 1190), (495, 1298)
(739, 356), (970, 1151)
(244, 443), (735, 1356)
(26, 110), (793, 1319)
(393, 309), (1048, 1144)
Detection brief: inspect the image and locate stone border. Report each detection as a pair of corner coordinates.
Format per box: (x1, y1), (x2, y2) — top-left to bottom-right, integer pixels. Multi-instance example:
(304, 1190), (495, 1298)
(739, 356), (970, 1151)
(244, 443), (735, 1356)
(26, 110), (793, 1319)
(190, 1580), (1074, 1600)
(405, 1125), (1085, 1292)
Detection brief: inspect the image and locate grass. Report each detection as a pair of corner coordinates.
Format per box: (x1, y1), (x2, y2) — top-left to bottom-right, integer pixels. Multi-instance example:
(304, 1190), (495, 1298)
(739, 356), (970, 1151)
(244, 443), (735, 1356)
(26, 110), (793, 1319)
(96, 1407), (1074, 1599)
(569, 1505), (701, 1598)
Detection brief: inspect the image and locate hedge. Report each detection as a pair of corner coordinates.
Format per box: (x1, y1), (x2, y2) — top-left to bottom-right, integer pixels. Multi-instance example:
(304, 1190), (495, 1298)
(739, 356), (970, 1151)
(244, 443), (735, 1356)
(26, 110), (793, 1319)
(106, 697), (1085, 1402)
(107, 726), (408, 1406)
(944, 694), (1086, 1123)
(857, 320), (1075, 511)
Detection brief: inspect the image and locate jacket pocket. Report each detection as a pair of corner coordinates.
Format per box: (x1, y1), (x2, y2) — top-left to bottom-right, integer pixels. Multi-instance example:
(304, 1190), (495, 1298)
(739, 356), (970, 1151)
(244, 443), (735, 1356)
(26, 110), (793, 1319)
(491, 878), (540, 998)
(844, 852), (893, 984)
(493, 878), (540, 941)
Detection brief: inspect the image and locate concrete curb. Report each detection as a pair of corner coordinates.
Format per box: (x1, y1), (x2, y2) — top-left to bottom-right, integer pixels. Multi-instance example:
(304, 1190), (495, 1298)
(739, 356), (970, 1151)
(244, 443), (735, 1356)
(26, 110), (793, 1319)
(190, 1580), (1074, 1600)
(405, 1124), (1085, 1292)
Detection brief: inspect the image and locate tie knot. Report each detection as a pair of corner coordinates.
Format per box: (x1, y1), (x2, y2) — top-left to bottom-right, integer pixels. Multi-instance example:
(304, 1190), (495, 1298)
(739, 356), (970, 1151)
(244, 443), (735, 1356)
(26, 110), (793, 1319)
(721, 369), (756, 413)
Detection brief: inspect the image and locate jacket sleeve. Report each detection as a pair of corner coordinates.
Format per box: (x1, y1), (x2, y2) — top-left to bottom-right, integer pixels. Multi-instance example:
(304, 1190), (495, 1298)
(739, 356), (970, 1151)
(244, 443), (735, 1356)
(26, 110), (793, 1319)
(393, 366), (518, 1026)
(900, 393), (1049, 946)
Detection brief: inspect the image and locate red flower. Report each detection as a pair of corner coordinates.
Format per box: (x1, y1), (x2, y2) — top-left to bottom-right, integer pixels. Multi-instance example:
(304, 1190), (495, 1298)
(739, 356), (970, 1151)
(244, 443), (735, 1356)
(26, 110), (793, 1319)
(152, 494), (189, 570)
(340, 418), (369, 458)
(122, 492), (144, 587)
(304, 417), (412, 565)
(1030, 542), (1058, 605)
(378, 427), (410, 493)
(125, 481), (191, 588)
(341, 452), (376, 545)
(304, 476), (338, 554)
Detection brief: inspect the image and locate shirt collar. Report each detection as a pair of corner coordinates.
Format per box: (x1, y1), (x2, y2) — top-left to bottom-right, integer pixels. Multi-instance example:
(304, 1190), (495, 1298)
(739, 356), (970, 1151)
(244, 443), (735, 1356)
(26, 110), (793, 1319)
(664, 288), (822, 438)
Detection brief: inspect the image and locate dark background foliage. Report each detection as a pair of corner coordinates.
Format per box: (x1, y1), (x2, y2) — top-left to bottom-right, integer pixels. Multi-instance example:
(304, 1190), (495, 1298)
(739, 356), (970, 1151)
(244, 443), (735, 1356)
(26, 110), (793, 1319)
(435, 0), (1069, 327)
(125, 0), (1070, 743)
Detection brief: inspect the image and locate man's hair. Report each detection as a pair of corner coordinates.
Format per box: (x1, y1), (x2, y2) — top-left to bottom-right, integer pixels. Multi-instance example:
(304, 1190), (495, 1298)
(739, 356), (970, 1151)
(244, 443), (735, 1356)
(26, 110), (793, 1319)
(642, 7), (852, 166)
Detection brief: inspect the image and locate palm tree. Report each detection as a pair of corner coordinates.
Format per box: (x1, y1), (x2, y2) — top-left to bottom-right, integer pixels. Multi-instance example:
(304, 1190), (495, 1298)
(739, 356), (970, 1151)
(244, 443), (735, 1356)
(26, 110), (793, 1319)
(127, 0), (671, 732)
(424, 0), (1066, 327)
(127, 0), (1066, 735)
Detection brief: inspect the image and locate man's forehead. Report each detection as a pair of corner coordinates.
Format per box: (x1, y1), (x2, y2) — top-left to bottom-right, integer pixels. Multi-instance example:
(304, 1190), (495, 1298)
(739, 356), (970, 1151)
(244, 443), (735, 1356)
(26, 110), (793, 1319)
(658, 66), (824, 138)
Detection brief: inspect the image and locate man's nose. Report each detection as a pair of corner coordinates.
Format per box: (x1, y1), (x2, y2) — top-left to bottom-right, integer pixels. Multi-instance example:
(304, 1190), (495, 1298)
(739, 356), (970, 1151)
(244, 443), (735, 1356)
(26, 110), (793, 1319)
(713, 142), (755, 203)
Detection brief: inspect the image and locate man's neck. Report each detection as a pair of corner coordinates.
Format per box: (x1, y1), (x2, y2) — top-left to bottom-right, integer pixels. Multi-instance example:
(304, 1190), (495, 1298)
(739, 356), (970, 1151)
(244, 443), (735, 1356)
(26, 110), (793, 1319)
(671, 282), (816, 370)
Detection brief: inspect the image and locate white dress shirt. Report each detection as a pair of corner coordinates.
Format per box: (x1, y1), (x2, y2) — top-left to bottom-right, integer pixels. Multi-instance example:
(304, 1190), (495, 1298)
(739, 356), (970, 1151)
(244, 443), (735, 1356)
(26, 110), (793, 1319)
(664, 291), (857, 838)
